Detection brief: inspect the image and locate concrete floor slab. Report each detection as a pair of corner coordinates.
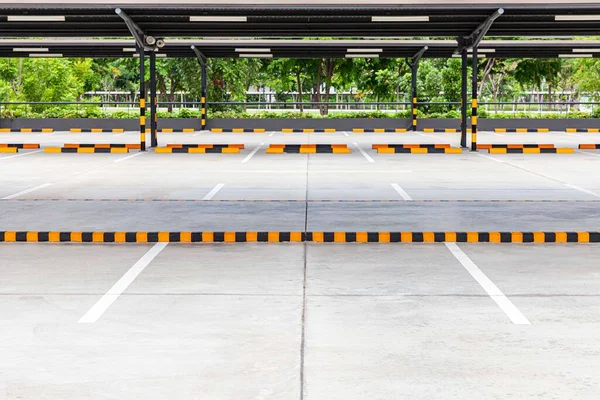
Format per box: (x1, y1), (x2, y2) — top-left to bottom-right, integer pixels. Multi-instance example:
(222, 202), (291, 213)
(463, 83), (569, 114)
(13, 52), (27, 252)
(126, 244), (305, 295)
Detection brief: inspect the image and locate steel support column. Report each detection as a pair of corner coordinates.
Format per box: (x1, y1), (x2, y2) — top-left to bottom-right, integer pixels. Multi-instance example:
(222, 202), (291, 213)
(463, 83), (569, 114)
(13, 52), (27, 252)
(201, 62), (207, 131)
(406, 46), (428, 132)
(138, 46), (146, 151)
(460, 47), (468, 148)
(149, 51), (158, 148)
(411, 65), (418, 131)
(471, 48), (478, 151)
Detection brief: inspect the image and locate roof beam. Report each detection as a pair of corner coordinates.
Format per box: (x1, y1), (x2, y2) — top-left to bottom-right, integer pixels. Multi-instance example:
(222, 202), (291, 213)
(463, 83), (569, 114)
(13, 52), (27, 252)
(406, 45), (428, 68)
(458, 8), (504, 52)
(191, 45), (207, 66)
(115, 8), (156, 51)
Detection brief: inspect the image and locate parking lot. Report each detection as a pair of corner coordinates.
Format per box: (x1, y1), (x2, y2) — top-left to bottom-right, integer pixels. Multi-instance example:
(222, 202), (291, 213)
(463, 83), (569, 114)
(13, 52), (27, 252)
(0, 129), (599, 398)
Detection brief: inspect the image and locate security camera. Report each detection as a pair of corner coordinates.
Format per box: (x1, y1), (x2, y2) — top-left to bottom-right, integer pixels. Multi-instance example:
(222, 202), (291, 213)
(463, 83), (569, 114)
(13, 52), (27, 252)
(145, 36), (156, 46)
(156, 38), (166, 49)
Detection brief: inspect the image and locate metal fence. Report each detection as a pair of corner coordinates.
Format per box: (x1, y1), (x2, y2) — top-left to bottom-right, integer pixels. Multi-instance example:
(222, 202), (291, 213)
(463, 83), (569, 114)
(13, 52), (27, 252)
(1, 100), (599, 117)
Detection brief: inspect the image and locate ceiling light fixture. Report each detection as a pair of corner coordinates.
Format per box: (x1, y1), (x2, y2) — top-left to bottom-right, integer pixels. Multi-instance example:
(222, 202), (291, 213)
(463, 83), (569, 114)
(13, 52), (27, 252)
(235, 48), (271, 52)
(13, 47), (48, 52)
(8, 15), (65, 21)
(190, 16), (247, 22)
(372, 16), (429, 22)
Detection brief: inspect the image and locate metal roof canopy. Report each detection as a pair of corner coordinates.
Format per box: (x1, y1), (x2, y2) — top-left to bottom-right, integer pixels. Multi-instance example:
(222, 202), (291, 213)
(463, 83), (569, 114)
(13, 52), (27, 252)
(2, 1), (600, 38)
(2, 39), (600, 59)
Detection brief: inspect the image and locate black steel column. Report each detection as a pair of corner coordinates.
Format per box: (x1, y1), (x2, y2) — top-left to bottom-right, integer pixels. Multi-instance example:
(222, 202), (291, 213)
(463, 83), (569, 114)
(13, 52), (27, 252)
(149, 51), (158, 148)
(201, 63), (207, 130)
(138, 46), (146, 151)
(460, 47), (468, 149)
(411, 64), (418, 131)
(471, 48), (478, 152)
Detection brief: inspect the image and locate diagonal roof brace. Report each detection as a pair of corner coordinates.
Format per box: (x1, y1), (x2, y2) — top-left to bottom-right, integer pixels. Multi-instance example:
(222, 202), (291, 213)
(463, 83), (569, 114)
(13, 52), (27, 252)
(457, 8), (504, 52)
(191, 45), (207, 67)
(115, 8), (157, 52)
(406, 46), (428, 68)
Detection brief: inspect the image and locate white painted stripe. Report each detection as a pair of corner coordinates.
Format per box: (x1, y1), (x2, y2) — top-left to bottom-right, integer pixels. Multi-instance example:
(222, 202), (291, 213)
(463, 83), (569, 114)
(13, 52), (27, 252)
(192, 131), (202, 137)
(476, 153), (505, 163)
(2, 183), (53, 199)
(114, 132), (128, 137)
(390, 183), (412, 201)
(563, 183), (600, 198)
(268, 132), (275, 137)
(445, 243), (531, 325)
(353, 142), (374, 163)
(0, 149), (43, 160)
(113, 151), (146, 163)
(203, 183), (225, 200)
(242, 142), (263, 164)
(343, 132), (349, 137)
(576, 149), (600, 158)
(78, 243), (168, 324)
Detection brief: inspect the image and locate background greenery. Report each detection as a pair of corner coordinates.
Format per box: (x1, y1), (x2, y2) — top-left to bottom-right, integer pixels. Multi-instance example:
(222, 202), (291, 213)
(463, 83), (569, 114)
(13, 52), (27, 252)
(1, 55), (600, 119)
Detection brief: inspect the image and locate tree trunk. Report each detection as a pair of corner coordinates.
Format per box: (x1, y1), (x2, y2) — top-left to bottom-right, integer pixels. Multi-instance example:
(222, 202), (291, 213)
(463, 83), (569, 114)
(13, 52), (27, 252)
(296, 67), (303, 113)
(322, 59), (334, 116)
(314, 60), (323, 113)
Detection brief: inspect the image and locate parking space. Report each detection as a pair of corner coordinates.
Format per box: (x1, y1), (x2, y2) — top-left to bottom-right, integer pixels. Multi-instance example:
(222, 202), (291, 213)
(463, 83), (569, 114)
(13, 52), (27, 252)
(1, 242), (599, 398)
(2, 127), (600, 398)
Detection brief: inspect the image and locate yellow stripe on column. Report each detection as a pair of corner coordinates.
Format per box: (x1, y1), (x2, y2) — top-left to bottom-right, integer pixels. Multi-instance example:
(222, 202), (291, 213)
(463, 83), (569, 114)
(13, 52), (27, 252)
(471, 99), (478, 107)
(140, 98), (146, 108)
(471, 116), (477, 125)
(140, 116), (146, 125)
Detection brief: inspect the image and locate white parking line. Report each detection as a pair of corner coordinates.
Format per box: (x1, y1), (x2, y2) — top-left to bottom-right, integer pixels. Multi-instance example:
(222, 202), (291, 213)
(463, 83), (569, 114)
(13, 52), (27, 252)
(476, 153), (505, 163)
(1, 183), (53, 200)
(343, 132), (350, 137)
(242, 142), (263, 164)
(268, 132), (275, 137)
(0, 149), (44, 160)
(78, 243), (168, 324)
(445, 243), (531, 325)
(203, 183), (225, 200)
(390, 183), (413, 201)
(192, 131), (202, 137)
(114, 132), (128, 137)
(563, 183), (600, 198)
(353, 142), (375, 163)
(575, 149), (600, 158)
(113, 151), (146, 163)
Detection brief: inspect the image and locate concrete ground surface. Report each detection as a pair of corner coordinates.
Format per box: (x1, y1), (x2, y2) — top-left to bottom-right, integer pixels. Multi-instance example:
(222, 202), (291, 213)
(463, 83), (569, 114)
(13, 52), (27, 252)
(1, 130), (600, 399)
(0, 243), (599, 399)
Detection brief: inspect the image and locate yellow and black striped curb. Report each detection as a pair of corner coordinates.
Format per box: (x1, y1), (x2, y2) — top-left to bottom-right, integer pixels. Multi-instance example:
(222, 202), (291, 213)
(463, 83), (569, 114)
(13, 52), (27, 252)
(166, 143), (245, 149)
(566, 128), (600, 133)
(372, 144), (451, 149)
(494, 128), (550, 133)
(477, 144), (555, 150)
(486, 148), (574, 154)
(156, 145), (240, 153)
(375, 146), (462, 154)
(44, 147), (129, 153)
(0, 143), (40, 149)
(0, 128), (55, 133)
(159, 128), (199, 133)
(579, 144), (600, 149)
(266, 144), (351, 154)
(63, 143), (141, 150)
(1, 231), (599, 243)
